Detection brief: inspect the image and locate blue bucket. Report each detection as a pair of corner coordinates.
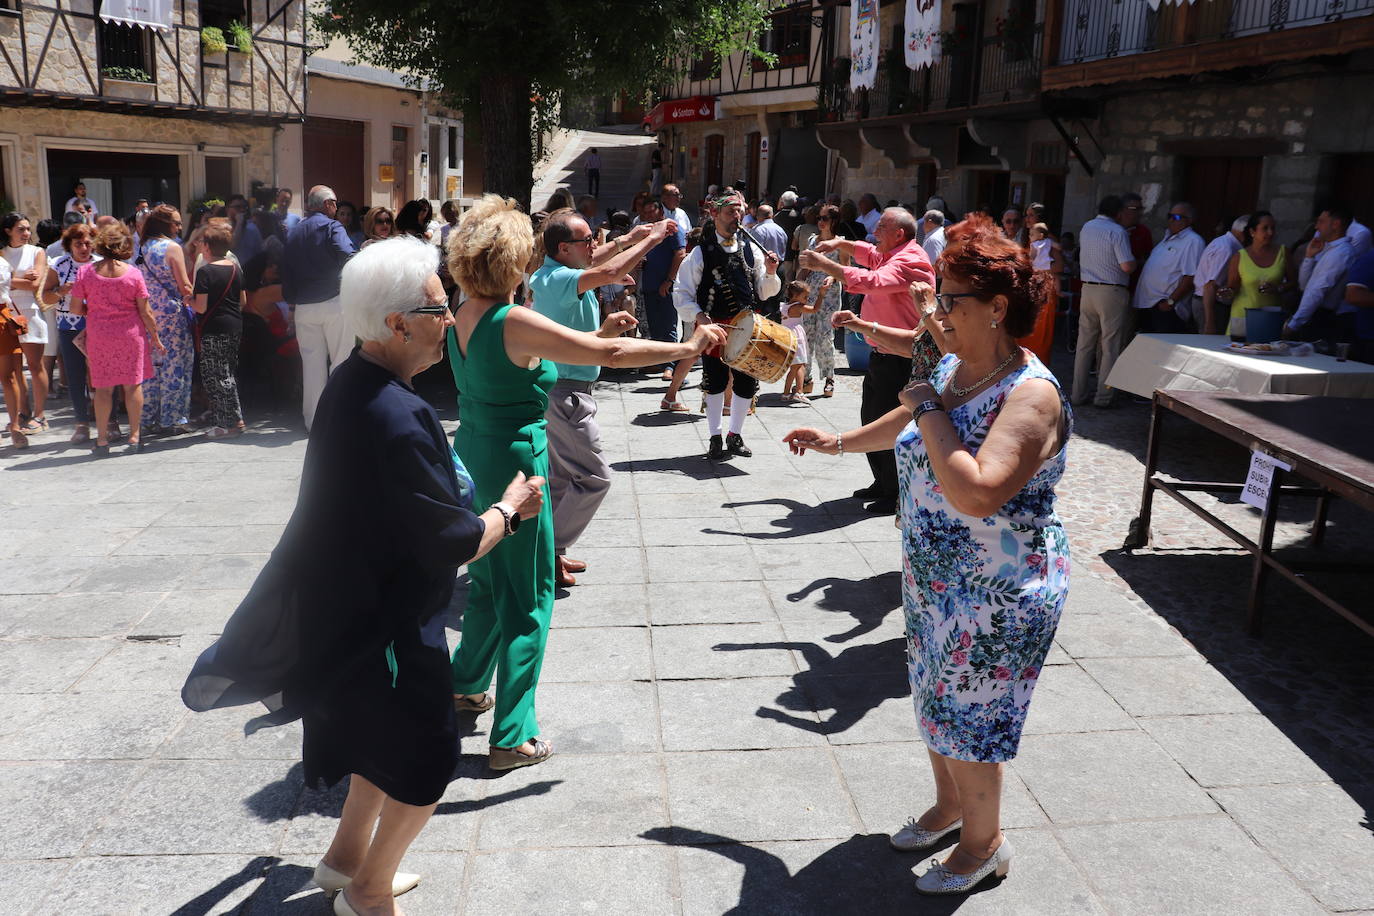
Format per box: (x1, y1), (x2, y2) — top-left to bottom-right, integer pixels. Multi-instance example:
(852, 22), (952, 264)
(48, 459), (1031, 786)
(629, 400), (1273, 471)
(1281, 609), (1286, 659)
(844, 330), (872, 372)
(1244, 308), (1285, 343)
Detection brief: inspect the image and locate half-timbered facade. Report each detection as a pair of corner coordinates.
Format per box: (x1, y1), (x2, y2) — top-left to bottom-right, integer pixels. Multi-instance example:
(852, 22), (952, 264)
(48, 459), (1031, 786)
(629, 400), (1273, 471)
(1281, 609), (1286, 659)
(0, 0), (309, 219)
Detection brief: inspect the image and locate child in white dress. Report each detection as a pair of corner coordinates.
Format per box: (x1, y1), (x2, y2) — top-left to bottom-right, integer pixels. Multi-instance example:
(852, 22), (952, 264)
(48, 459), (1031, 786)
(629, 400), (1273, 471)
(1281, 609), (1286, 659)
(781, 278), (830, 404)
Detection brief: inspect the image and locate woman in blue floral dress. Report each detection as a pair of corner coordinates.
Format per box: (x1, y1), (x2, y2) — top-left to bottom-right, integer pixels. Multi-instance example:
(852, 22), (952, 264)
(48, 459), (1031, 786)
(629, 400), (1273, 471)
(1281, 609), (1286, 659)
(784, 215), (1069, 896)
(137, 205), (195, 433)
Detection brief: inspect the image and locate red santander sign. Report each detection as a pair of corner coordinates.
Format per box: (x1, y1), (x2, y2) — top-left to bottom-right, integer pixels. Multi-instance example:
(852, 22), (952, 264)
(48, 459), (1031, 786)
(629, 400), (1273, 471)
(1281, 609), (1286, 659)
(646, 96), (717, 132)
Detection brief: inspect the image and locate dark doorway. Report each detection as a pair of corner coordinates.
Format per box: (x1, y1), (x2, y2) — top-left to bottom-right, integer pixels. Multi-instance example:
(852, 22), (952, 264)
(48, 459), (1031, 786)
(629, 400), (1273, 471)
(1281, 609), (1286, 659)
(1326, 154), (1374, 228)
(973, 170), (1011, 216)
(768, 128), (830, 201)
(705, 134), (725, 191)
(46, 148), (179, 220)
(204, 157), (236, 201)
(1180, 155), (1262, 240)
(303, 117), (365, 208)
(745, 131), (761, 200)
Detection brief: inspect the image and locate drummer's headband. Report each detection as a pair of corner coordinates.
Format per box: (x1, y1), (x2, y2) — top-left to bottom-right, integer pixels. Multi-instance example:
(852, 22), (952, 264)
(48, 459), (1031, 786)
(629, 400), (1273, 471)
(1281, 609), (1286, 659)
(713, 191), (744, 209)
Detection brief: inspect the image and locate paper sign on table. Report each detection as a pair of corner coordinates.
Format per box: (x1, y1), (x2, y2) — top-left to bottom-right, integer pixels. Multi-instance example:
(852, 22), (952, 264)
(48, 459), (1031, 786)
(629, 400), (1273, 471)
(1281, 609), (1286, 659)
(1241, 450), (1292, 510)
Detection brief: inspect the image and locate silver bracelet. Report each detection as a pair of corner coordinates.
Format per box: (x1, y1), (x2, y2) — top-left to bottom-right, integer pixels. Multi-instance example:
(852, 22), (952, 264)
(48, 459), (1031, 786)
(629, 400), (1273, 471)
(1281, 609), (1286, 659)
(836, 433), (844, 455)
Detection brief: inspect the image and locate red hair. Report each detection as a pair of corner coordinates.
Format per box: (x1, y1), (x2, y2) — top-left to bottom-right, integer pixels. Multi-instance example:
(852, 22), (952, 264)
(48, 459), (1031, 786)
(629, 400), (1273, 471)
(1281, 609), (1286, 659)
(937, 214), (1058, 338)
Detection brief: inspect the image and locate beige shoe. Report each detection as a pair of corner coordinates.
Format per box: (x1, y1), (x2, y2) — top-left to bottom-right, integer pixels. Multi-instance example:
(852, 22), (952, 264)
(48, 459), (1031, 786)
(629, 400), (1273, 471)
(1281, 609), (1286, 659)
(313, 860), (420, 898)
(489, 737), (553, 770)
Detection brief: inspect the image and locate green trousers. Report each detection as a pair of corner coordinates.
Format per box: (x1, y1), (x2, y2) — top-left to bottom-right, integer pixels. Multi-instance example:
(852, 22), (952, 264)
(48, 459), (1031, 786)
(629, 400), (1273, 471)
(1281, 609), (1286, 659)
(450, 429), (555, 749)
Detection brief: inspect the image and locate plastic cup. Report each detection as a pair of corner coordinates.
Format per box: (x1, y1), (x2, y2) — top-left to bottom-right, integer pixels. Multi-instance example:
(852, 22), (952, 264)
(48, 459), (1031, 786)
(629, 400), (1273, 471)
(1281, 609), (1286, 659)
(1335, 343), (1351, 362)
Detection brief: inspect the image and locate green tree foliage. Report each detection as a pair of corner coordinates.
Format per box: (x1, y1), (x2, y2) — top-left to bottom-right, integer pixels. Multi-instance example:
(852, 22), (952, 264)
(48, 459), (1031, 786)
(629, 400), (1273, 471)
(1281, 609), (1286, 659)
(314, 0), (773, 208)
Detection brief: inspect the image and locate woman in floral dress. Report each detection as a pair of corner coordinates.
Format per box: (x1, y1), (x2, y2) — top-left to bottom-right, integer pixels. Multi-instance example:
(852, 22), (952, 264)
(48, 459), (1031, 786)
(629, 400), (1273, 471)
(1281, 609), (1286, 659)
(798, 204), (847, 397)
(136, 205), (194, 433)
(784, 214), (1069, 896)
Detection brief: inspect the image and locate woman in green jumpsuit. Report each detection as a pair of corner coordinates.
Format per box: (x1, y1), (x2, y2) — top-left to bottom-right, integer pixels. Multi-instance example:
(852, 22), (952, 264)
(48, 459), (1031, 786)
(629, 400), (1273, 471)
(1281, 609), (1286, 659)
(444, 195), (725, 770)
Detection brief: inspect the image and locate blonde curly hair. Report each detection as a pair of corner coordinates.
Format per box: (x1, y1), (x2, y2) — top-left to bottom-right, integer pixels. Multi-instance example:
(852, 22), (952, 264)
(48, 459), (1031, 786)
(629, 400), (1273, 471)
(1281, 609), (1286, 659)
(446, 194), (533, 299)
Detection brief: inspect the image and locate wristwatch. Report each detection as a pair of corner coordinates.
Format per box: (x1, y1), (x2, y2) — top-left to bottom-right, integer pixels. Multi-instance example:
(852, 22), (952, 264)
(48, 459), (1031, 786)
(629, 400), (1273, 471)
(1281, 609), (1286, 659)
(1165, 298), (1176, 309)
(912, 399), (944, 423)
(492, 502), (520, 536)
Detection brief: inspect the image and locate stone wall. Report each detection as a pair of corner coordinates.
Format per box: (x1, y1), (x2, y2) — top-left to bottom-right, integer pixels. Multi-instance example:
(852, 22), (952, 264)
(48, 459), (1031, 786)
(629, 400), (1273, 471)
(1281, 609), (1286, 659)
(1, 107), (274, 216)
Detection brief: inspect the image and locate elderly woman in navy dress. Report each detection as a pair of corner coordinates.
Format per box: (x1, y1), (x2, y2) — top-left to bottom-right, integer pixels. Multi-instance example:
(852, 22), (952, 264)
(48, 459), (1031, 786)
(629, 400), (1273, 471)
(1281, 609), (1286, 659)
(184, 238), (544, 916)
(785, 215), (1070, 896)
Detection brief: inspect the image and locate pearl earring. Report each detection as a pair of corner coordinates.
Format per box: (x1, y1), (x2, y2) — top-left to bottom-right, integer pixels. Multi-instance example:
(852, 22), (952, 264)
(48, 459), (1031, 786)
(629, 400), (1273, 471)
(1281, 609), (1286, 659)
(990, 319), (999, 329)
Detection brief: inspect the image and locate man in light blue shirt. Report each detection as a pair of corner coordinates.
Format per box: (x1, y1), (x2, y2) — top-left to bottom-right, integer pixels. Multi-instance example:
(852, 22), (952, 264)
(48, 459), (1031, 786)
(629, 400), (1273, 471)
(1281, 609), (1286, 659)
(1073, 195), (1138, 407)
(1288, 207), (1357, 341)
(529, 209), (676, 585)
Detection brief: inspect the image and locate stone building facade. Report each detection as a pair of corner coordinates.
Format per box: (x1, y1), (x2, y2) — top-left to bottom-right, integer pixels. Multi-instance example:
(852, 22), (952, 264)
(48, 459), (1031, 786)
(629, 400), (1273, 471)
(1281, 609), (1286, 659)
(0, 0), (309, 218)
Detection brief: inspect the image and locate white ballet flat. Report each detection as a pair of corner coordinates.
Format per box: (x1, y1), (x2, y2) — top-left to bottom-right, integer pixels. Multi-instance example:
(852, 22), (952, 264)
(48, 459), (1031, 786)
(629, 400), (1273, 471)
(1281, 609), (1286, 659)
(333, 891), (360, 916)
(314, 859), (421, 898)
(889, 815), (963, 851)
(914, 835), (1014, 895)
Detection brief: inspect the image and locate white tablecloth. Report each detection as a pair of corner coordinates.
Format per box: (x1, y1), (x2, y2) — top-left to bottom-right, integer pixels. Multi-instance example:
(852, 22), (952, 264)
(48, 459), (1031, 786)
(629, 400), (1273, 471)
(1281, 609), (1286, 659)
(1106, 334), (1374, 399)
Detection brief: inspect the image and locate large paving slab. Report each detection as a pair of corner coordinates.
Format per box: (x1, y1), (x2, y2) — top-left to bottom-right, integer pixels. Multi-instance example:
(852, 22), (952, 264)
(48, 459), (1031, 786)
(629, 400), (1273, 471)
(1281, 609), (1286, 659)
(2, 347), (1367, 914)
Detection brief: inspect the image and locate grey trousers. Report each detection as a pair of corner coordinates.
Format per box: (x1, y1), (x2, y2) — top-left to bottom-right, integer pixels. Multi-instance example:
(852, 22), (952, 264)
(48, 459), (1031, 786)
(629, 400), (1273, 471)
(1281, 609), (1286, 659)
(545, 385), (612, 554)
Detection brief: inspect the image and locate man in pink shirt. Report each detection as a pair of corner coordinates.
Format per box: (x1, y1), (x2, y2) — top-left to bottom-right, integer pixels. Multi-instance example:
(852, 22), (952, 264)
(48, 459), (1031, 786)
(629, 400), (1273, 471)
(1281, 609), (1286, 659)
(799, 208), (935, 513)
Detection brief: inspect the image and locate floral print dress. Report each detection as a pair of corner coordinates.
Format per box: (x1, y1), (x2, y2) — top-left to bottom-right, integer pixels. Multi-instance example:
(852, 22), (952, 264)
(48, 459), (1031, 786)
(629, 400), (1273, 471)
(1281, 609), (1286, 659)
(895, 352), (1071, 763)
(138, 237), (193, 429)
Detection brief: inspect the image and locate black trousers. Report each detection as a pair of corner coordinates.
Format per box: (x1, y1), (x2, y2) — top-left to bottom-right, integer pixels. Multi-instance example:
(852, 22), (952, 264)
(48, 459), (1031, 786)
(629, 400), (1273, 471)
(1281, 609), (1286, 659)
(863, 351), (913, 499)
(702, 353), (758, 398)
(586, 168), (600, 197)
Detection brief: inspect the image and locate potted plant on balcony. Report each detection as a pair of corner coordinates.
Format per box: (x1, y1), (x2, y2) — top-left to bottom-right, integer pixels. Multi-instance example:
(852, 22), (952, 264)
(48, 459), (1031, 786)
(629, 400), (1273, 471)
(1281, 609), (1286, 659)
(227, 20), (253, 57)
(202, 26), (229, 55)
(102, 66), (156, 100)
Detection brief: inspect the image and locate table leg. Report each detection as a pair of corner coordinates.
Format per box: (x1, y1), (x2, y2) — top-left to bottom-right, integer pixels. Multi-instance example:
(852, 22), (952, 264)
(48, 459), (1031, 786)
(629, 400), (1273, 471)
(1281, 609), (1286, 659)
(1247, 466), (1284, 637)
(1310, 488), (1332, 548)
(1125, 396), (1164, 550)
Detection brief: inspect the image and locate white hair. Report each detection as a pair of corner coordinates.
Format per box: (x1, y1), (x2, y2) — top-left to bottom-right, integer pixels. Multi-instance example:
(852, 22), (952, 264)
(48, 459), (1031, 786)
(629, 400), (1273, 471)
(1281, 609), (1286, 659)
(341, 237), (440, 343)
(883, 206), (918, 240)
(306, 185), (336, 211)
(778, 191), (798, 209)
(923, 210), (945, 227)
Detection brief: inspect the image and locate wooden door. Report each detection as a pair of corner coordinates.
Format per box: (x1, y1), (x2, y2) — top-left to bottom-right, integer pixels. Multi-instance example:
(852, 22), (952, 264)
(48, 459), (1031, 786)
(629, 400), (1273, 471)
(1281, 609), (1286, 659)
(303, 117), (365, 206)
(390, 126), (409, 213)
(706, 134), (725, 191)
(1181, 156), (1262, 239)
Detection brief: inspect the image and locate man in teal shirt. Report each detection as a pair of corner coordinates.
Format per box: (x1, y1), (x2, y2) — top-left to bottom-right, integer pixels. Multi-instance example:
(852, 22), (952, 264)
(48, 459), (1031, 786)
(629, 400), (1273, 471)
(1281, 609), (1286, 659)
(530, 207), (676, 586)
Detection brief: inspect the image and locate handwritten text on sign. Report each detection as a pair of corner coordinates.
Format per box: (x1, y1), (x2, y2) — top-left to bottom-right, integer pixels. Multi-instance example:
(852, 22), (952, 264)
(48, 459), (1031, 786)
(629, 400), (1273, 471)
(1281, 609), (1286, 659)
(1241, 450), (1292, 510)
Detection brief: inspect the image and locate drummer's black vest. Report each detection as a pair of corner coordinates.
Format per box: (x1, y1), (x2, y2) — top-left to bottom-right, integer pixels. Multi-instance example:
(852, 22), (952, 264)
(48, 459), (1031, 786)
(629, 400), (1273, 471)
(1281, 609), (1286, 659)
(696, 222), (759, 322)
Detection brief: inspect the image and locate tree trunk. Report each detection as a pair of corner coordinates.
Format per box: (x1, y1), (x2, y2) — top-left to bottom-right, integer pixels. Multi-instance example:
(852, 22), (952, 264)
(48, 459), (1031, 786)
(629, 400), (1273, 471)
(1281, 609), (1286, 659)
(479, 73), (534, 211)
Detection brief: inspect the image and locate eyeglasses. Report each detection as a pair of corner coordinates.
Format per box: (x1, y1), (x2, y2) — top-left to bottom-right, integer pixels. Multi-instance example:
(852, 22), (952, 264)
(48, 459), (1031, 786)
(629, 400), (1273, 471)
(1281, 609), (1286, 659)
(409, 302), (451, 317)
(567, 236), (595, 246)
(935, 292), (979, 314)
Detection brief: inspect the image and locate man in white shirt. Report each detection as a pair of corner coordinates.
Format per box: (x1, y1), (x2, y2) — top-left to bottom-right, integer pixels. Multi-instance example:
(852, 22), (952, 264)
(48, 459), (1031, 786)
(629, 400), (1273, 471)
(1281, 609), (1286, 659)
(674, 191), (781, 460)
(63, 182), (98, 219)
(584, 148), (602, 197)
(1195, 215), (1247, 335)
(1133, 202), (1206, 333)
(857, 193), (881, 242)
(1288, 207), (1358, 341)
(661, 184), (692, 232)
(921, 210), (946, 267)
(1073, 195), (1137, 408)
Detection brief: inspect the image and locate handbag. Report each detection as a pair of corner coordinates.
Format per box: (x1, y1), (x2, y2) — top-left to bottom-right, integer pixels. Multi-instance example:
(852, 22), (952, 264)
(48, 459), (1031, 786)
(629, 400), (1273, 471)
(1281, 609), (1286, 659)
(909, 329), (942, 382)
(194, 262), (237, 352)
(1, 302), (28, 337)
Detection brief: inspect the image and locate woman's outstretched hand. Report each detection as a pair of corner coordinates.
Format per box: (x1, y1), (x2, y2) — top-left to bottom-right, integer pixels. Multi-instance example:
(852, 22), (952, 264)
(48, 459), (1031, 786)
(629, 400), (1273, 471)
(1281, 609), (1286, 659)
(691, 322), (729, 353)
(501, 471), (546, 520)
(782, 427), (839, 456)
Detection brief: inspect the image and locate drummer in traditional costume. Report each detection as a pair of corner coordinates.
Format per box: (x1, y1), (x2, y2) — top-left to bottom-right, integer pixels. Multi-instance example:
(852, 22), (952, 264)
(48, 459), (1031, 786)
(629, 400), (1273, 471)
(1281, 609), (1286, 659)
(673, 190), (782, 460)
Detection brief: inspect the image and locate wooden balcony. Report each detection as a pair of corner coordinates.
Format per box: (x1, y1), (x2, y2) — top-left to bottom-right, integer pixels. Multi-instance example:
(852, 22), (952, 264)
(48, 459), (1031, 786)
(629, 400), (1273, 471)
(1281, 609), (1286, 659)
(1044, 0), (1374, 90)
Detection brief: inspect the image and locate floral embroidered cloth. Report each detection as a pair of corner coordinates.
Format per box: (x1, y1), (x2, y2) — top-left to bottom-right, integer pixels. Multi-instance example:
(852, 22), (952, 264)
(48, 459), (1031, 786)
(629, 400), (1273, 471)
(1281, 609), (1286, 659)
(895, 351), (1072, 762)
(904, 0), (942, 70)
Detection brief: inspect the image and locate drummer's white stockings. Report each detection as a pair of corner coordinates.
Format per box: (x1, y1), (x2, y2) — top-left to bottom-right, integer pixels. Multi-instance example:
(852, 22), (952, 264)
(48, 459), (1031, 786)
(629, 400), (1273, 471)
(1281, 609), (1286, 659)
(729, 394), (750, 435)
(705, 392), (726, 436)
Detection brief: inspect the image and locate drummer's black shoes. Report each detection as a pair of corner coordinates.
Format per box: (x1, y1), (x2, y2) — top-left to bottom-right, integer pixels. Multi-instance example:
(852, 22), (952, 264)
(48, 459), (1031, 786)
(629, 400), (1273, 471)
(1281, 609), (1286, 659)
(726, 433), (753, 457)
(852, 483), (882, 499)
(708, 435), (727, 460)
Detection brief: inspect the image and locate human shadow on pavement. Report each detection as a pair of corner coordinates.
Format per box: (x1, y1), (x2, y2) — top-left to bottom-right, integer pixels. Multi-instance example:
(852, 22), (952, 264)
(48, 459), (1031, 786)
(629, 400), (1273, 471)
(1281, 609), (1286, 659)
(630, 410), (701, 427)
(610, 456), (747, 480)
(714, 638), (907, 736)
(167, 854), (279, 915)
(640, 828), (985, 914)
(775, 572), (902, 643)
(717, 497), (871, 537)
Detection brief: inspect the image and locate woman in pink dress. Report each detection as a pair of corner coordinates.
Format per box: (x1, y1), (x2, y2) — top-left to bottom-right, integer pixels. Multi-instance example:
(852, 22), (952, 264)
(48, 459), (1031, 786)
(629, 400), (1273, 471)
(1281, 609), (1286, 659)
(69, 223), (165, 456)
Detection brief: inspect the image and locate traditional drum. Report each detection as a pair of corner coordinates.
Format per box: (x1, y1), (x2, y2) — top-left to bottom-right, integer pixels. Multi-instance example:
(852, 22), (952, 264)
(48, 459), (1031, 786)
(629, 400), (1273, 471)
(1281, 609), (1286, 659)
(722, 310), (796, 383)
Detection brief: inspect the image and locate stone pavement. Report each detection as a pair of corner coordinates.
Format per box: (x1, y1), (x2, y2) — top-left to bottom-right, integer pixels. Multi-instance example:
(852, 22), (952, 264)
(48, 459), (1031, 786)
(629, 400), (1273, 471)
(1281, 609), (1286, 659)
(2, 350), (1372, 916)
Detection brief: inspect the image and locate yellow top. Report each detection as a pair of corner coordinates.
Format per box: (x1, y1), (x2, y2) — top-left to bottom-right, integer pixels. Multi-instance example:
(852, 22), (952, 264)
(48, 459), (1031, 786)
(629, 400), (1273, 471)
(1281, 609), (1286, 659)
(1231, 246), (1286, 321)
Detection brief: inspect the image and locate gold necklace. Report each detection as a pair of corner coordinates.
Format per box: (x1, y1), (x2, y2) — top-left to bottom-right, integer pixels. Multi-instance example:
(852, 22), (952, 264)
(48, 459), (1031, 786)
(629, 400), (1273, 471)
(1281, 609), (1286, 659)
(949, 349), (1018, 398)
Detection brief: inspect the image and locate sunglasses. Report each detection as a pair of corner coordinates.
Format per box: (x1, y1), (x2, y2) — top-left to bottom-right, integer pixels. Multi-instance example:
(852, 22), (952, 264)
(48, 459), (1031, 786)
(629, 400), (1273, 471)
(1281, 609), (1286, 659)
(375, 218), (393, 225)
(935, 292), (979, 314)
(409, 302), (451, 316)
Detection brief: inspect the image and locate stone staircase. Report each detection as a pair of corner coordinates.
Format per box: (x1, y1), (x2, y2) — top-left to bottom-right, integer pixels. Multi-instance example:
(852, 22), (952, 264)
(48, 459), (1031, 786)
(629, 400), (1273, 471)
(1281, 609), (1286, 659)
(532, 124), (656, 214)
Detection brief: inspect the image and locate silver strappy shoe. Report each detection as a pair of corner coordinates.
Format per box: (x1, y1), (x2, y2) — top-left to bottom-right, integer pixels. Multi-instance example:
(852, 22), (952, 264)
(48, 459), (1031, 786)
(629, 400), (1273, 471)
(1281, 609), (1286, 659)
(914, 835), (1014, 895)
(889, 816), (962, 851)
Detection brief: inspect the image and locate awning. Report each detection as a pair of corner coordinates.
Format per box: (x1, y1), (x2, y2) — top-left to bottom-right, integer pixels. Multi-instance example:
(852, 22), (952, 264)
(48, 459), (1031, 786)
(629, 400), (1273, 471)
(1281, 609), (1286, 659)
(99, 0), (174, 32)
(646, 95), (717, 132)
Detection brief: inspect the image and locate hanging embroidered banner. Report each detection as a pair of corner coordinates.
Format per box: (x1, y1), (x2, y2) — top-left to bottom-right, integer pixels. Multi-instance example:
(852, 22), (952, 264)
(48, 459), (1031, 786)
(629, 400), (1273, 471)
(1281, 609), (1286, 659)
(99, 0), (174, 31)
(1143, 0), (1197, 8)
(850, 0), (881, 90)
(904, 0), (942, 70)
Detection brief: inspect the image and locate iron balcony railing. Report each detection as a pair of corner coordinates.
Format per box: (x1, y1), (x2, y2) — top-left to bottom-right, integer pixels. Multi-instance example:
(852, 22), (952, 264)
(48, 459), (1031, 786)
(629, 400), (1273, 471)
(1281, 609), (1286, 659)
(1057, 0), (1374, 65)
(820, 24), (1043, 122)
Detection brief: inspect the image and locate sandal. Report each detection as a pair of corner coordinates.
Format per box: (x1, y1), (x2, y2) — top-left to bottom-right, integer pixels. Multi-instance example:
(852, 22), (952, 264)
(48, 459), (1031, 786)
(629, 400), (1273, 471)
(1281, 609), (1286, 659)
(19, 417), (42, 433)
(660, 398), (689, 412)
(489, 737), (553, 771)
(9, 428), (28, 449)
(453, 692), (495, 713)
(822, 378), (835, 398)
